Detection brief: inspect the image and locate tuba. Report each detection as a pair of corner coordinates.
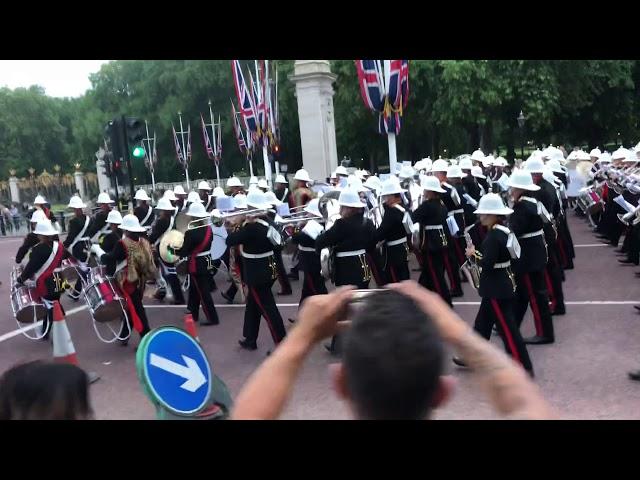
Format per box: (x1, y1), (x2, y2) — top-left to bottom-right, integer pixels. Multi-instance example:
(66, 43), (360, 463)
(459, 232), (481, 290)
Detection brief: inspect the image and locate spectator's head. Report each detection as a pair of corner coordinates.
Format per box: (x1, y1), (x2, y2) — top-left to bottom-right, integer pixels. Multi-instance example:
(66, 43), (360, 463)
(332, 291), (451, 420)
(0, 361), (93, 420)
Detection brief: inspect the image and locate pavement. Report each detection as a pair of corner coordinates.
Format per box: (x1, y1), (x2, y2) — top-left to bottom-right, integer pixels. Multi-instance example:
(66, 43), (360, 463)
(1, 212), (640, 419)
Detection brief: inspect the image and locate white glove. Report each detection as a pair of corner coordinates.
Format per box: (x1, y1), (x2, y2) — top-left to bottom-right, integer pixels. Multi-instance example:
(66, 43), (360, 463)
(90, 244), (105, 258)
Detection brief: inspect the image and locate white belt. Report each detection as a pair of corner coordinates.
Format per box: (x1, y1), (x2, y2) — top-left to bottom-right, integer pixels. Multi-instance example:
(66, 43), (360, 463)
(386, 237), (407, 247)
(241, 250), (274, 259)
(424, 225), (444, 230)
(336, 249), (366, 258)
(464, 224), (476, 233)
(493, 261), (511, 269)
(448, 209), (463, 216)
(298, 245), (316, 252)
(518, 229), (544, 239)
(196, 251), (211, 257)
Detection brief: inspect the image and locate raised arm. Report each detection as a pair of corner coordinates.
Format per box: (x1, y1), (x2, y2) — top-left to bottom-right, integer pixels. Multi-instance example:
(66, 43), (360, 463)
(389, 281), (557, 420)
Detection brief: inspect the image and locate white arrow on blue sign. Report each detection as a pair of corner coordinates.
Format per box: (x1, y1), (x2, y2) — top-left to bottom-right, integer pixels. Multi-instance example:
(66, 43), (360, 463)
(141, 327), (212, 415)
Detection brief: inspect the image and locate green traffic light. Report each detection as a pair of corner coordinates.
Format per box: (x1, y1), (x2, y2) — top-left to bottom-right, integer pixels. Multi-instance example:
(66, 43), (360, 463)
(132, 146), (145, 158)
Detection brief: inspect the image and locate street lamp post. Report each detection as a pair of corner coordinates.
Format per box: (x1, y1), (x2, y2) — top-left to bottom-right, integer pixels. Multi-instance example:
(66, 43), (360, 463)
(517, 111), (526, 160)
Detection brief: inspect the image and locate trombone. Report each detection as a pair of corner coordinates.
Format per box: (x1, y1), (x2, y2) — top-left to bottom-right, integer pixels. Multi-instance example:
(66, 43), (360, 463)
(186, 208), (269, 231)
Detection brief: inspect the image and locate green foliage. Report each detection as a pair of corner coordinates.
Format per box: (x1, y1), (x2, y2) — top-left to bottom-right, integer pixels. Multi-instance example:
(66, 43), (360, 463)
(0, 60), (638, 182)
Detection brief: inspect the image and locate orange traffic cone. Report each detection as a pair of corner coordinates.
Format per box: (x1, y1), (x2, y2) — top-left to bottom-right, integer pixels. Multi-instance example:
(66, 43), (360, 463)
(51, 301), (100, 384)
(184, 313), (199, 342)
(52, 301), (78, 365)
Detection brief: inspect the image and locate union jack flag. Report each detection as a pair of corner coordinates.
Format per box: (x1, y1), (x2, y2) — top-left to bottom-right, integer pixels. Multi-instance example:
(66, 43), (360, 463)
(400, 59), (410, 110)
(232, 60), (258, 134)
(216, 117), (222, 161)
(186, 124), (192, 162)
(172, 124), (184, 166)
(355, 60), (384, 112)
(200, 113), (215, 160)
(231, 100), (247, 154)
(356, 59), (409, 136)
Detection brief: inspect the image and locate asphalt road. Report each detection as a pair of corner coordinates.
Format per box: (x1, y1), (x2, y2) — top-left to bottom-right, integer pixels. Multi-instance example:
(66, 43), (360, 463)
(1, 212), (639, 419)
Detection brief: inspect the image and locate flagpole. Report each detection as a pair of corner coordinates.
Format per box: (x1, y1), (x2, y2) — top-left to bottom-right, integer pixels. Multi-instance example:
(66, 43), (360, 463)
(255, 60), (272, 187)
(144, 121), (156, 193)
(383, 60), (398, 176)
(178, 111), (190, 189)
(150, 132), (156, 193)
(208, 100), (221, 187)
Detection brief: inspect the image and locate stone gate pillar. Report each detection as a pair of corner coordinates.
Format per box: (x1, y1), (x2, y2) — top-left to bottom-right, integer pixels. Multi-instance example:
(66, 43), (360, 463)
(289, 60), (339, 182)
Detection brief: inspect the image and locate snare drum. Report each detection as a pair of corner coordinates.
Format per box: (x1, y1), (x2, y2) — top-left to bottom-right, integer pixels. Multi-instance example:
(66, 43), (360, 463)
(56, 258), (80, 285)
(10, 265), (23, 290)
(11, 286), (47, 324)
(83, 269), (126, 323)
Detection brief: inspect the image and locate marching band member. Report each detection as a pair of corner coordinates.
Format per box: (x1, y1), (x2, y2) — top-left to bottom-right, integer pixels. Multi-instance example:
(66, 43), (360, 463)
(173, 185), (188, 213)
(221, 194), (248, 305)
(248, 176), (259, 189)
(226, 190), (287, 351)
(290, 199), (327, 306)
(208, 186), (226, 217)
(264, 191), (293, 296)
(86, 192), (115, 246)
(171, 202), (219, 325)
(133, 189), (155, 231)
(349, 175), (385, 286)
(507, 169), (555, 345)
(16, 209), (48, 264)
(92, 214), (156, 343)
(149, 197), (185, 304)
(526, 158), (566, 316)
(375, 178), (411, 283)
(197, 181), (214, 211)
(429, 160), (464, 295)
(32, 194), (60, 230)
(227, 176), (245, 196)
(440, 165), (473, 297)
(63, 195), (91, 301)
(162, 189), (178, 221)
(329, 171), (339, 187)
(16, 219), (65, 340)
(547, 158), (575, 270)
(274, 174), (291, 205)
(454, 193), (534, 376)
(411, 176), (452, 306)
(101, 210), (123, 254)
(316, 188), (376, 354)
(257, 178), (269, 193)
(185, 191), (201, 211)
(292, 169), (314, 207)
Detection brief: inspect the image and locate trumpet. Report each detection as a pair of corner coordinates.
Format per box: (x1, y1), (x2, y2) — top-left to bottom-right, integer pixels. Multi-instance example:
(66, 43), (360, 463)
(187, 208), (269, 231)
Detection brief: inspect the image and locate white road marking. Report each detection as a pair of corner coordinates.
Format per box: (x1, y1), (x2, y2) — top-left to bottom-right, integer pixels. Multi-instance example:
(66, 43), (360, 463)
(3, 300), (638, 344)
(574, 244), (609, 248)
(0, 322), (42, 342)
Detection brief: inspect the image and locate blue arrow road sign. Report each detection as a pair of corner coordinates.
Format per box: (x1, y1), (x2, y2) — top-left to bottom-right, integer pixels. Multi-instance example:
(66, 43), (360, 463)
(138, 327), (212, 416)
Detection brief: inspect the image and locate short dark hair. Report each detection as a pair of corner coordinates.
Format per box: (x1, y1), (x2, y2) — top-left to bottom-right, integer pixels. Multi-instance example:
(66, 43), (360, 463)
(342, 290), (444, 420)
(0, 361), (92, 420)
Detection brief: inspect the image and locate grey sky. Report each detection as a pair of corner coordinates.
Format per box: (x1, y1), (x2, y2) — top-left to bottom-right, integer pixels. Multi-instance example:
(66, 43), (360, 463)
(0, 60), (110, 98)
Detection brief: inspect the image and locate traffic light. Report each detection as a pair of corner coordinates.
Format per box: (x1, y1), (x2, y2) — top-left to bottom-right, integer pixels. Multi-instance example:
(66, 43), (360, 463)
(132, 146), (145, 159)
(105, 119), (123, 161)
